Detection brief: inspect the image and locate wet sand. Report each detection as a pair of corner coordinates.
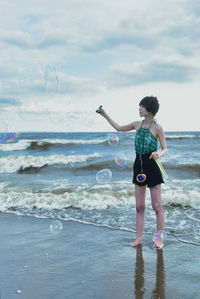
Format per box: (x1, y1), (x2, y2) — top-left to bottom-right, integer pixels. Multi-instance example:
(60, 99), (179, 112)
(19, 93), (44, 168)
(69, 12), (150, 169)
(0, 213), (199, 298)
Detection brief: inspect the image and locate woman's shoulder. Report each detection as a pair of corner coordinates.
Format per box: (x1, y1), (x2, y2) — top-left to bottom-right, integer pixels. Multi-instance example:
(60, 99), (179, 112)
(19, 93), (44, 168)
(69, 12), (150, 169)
(154, 121), (164, 134)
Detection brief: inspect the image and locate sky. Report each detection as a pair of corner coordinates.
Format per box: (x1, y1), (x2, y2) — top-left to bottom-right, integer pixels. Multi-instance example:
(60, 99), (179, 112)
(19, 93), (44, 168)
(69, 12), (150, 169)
(0, 0), (200, 132)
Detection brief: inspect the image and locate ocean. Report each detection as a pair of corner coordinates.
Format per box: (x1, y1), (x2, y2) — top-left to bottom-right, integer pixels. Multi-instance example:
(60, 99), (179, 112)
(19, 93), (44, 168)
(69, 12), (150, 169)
(0, 131), (200, 246)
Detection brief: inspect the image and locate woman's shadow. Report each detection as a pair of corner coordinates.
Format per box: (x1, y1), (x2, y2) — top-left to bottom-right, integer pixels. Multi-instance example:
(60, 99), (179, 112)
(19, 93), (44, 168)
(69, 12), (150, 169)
(134, 245), (166, 299)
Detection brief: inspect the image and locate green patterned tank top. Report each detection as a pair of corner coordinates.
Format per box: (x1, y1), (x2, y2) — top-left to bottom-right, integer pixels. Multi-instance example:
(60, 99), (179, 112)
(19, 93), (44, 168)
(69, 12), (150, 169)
(135, 120), (158, 154)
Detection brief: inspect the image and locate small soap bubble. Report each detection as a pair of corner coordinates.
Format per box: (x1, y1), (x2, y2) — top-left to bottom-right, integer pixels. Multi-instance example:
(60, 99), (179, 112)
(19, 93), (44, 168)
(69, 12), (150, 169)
(115, 152), (127, 167)
(70, 161), (80, 168)
(96, 169), (112, 184)
(152, 231), (167, 242)
(49, 220), (63, 234)
(16, 290), (21, 294)
(44, 64), (59, 93)
(107, 133), (119, 146)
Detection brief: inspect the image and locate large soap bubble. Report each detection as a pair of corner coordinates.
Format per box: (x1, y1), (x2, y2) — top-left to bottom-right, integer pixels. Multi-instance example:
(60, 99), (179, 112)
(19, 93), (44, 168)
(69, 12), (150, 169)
(0, 119), (19, 143)
(48, 111), (67, 125)
(107, 133), (118, 146)
(0, 132), (19, 143)
(44, 64), (59, 93)
(96, 169), (112, 184)
(18, 63), (43, 86)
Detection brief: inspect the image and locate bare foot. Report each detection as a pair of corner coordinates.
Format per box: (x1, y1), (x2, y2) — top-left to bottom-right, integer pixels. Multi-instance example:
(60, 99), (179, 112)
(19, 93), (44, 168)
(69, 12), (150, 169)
(130, 238), (142, 247)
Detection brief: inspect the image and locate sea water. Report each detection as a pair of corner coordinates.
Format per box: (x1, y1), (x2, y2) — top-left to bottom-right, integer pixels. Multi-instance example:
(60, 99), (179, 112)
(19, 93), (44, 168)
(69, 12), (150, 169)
(0, 131), (199, 245)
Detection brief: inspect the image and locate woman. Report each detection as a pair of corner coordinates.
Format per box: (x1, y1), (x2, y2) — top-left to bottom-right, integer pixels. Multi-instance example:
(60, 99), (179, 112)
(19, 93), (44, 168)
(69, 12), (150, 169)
(98, 96), (167, 249)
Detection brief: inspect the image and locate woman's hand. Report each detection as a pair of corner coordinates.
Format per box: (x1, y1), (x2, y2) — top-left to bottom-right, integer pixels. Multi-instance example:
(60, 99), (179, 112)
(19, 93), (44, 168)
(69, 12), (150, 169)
(96, 105), (136, 132)
(99, 107), (107, 117)
(149, 152), (160, 160)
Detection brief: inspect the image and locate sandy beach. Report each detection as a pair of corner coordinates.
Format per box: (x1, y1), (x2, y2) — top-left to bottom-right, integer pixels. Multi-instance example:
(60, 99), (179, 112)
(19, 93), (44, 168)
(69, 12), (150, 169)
(0, 213), (199, 299)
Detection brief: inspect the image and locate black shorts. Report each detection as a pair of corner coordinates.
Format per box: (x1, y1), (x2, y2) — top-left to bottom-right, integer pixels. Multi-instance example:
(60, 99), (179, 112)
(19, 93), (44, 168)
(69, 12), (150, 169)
(133, 153), (164, 188)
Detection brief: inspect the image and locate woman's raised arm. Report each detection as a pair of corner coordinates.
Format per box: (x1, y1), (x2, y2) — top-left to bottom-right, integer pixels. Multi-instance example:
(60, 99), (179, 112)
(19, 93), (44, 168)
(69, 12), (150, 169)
(98, 107), (137, 131)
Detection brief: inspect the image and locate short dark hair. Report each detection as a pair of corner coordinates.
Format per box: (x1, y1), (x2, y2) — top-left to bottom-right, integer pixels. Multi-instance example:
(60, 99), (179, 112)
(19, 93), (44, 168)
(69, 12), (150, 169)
(139, 96), (159, 115)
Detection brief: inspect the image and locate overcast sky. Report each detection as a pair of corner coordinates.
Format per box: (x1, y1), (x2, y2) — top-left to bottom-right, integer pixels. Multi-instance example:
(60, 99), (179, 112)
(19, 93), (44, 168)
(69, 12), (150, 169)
(0, 0), (200, 132)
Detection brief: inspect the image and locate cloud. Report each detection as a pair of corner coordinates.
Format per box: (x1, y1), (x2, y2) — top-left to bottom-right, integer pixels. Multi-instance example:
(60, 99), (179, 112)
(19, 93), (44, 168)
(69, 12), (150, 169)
(57, 72), (106, 95)
(0, 98), (20, 106)
(108, 57), (200, 87)
(0, 30), (33, 49)
(0, 0), (200, 131)
(1, 0), (200, 57)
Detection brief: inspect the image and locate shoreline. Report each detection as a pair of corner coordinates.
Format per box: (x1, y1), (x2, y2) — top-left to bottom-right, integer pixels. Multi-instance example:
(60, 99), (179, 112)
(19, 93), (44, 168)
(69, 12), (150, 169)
(0, 212), (199, 298)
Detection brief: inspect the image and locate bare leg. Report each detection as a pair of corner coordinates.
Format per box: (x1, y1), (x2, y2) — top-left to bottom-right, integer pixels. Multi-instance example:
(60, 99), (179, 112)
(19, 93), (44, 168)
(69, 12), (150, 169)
(130, 185), (146, 247)
(150, 184), (165, 249)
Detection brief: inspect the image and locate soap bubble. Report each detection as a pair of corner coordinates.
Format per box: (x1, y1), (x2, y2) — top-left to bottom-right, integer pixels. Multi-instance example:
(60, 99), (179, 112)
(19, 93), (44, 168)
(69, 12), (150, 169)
(16, 290), (22, 294)
(16, 63), (43, 96)
(115, 152), (127, 167)
(96, 169), (112, 184)
(107, 133), (118, 146)
(47, 111), (66, 125)
(49, 220), (63, 234)
(70, 161), (81, 168)
(0, 132), (19, 143)
(69, 156), (83, 168)
(18, 63), (43, 85)
(0, 119), (19, 143)
(152, 230), (167, 242)
(44, 64), (59, 93)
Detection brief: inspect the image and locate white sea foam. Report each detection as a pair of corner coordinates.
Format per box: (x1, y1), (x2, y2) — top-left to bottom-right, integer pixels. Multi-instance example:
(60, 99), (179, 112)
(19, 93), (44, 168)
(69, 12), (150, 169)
(166, 134), (196, 139)
(162, 154), (200, 166)
(0, 181), (199, 214)
(0, 183), (134, 212)
(0, 138), (106, 152)
(0, 153), (101, 173)
(39, 138), (106, 145)
(0, 182), (8, 191)
(162, 185), (200, 208)
(0, 140), (31, 151)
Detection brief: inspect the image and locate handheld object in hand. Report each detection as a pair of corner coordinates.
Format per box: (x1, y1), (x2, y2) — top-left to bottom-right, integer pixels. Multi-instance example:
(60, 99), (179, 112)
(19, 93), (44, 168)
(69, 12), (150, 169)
(155, 160), (168, 180)
(136, 173), (146, 183)
(96, 105), (102, 113)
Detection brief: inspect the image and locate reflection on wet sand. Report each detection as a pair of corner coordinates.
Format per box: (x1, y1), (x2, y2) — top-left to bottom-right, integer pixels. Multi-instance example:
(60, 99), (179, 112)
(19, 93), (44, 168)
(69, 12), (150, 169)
(134, 245), (145, 298)
(151, 250), (166, 299)
(134, 246), (166, 299)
